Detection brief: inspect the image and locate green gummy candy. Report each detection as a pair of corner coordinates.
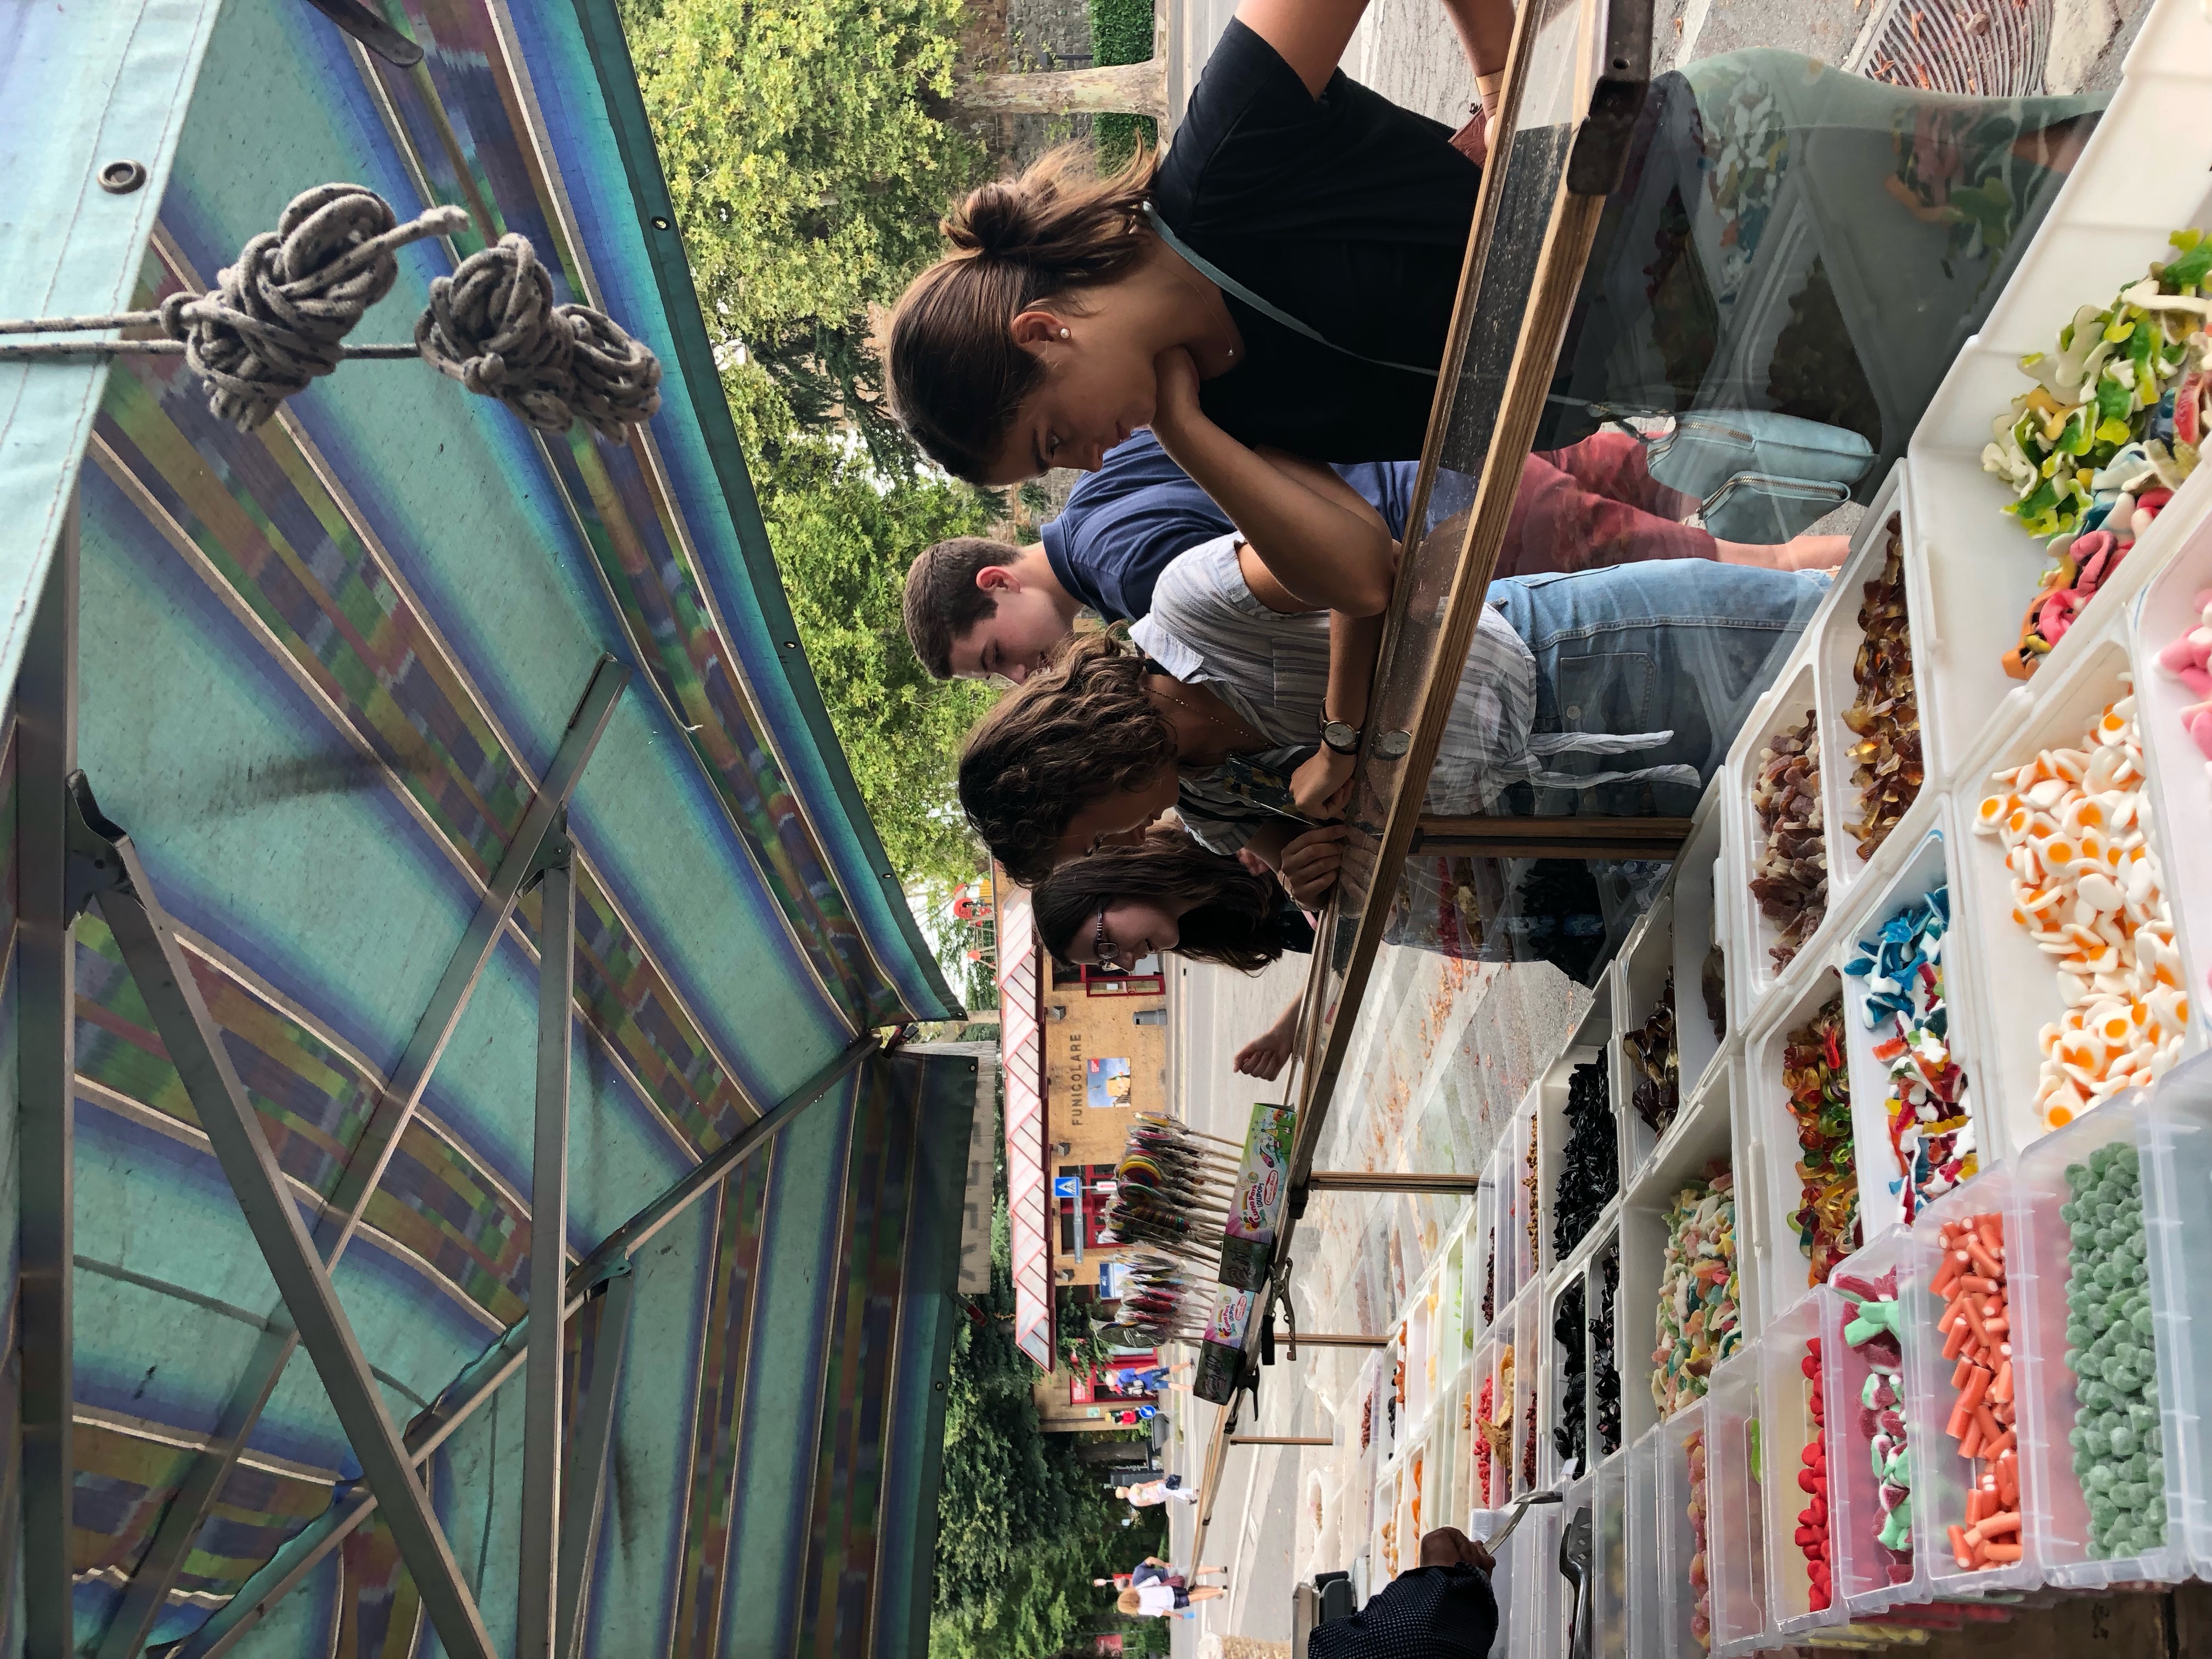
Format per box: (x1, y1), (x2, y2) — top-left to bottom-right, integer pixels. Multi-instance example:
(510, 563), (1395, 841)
(2111, 1426), (2138, 1455)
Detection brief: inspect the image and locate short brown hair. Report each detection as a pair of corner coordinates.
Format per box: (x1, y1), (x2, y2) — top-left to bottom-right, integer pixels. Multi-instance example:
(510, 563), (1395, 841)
(903, 537), (1014, 679)
(957, 632), (1174, 884)
(888, 143), (1158, 482)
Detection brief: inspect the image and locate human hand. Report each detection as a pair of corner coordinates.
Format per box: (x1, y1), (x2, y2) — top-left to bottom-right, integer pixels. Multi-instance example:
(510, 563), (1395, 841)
(1713, 532), (1848, 572)
(1417, 1526), (1496, 1575)
(1289, 747), (1356, 820)
(1234, 1019), (1295, 1080)
(1276, 823), (1347, 907)
(1150, 346), (1204, 442)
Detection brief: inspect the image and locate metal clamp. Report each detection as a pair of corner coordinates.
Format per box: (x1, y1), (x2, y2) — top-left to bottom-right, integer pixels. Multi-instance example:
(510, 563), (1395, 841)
(62, 771), (133, 922)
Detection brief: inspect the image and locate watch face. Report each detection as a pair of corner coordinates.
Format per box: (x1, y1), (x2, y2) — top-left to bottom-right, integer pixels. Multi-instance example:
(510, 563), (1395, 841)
(1322, 721), (1359, 754)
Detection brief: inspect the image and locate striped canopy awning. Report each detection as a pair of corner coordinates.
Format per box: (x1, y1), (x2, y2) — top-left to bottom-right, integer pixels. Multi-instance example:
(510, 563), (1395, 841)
(0, 1), (977, 1655)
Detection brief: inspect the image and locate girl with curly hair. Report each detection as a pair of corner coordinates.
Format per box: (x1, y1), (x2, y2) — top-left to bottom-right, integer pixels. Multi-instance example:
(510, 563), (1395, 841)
(958, 534), (1829, 890)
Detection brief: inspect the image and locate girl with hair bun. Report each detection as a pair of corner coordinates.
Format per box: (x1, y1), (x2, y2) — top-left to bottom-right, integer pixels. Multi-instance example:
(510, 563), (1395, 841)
(887, 0), (2100, 554)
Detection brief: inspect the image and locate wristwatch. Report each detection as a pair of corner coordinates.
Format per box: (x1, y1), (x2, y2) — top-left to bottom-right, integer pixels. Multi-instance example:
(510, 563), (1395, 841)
(1319, 714), (1362, 756)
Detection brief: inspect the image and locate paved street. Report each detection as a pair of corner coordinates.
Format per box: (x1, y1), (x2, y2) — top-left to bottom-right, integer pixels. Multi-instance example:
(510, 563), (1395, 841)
(1152, 0), (2153, 1644)
(1163, 948), (1592, 1647)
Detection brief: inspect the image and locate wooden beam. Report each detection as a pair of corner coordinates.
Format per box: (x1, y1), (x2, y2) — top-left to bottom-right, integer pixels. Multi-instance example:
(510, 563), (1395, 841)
(1410, 815), (1694, 859)
(1307, 1171), (1485, 1195)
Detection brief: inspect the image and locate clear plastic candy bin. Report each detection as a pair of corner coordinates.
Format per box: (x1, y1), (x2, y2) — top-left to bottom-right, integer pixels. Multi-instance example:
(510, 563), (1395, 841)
(2007, 1052), (2212, 1588)
(1820, 1225), (1924, 1617)
(1904, 1166), (2041, 1596)
(1705, 1352), (1771, 1658)
(1756, 1288), (1846, 1638)
(1656, 1401), (1711, 1658)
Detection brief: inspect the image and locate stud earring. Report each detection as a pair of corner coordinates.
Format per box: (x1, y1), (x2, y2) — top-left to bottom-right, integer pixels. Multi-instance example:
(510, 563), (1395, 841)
(1060, 328), (1070, 338)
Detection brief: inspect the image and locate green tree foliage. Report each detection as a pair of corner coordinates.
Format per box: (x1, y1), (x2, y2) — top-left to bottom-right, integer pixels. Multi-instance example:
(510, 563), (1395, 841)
(933, 1200), (1163, 1659)
(624, 0), (981, 453)
(753, 436), (997, 891)
(1087, 0), (1157, 170)
(625, 0), (1008, 916)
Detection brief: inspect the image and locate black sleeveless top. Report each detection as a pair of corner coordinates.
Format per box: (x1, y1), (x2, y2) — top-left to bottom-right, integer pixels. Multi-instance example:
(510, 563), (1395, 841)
(1151, 20), (1481, 461)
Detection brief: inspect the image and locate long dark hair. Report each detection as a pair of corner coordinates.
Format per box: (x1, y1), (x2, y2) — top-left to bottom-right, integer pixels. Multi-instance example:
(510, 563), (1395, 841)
(888, 143), (1159, 482)
(958, 632), (1176, 885)
(1033, 836), (1289, 973)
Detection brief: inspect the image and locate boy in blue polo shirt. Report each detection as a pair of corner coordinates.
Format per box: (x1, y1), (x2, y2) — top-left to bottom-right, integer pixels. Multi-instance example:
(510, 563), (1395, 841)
(901, 430), (1837, 684)
(900, 430), (1420, 681)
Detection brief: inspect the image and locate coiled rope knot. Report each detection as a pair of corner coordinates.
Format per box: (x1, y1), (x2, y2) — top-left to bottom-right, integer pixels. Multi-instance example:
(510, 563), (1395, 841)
(156, 183), (470, 432)
(415, 234), (663, 442)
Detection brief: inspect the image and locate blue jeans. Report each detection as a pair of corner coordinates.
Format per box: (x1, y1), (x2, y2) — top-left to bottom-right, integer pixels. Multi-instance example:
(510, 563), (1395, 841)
(1487, 562), (1830, 818)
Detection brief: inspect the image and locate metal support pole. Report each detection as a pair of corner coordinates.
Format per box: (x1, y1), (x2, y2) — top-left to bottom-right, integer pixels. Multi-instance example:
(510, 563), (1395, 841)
(97, 656), (627, 1658)
(556, 1267), (635, 1659)
(16, 498), (77, 1659)
(178, 1030), (876, 1657)
(1228, 1435), (1335, 1446)
(1305, 1172), (1486, 1195)
(517, 816), (574, 1659)
(1278, 1334), (1390, 1348)
(78, 777), (497, 1659)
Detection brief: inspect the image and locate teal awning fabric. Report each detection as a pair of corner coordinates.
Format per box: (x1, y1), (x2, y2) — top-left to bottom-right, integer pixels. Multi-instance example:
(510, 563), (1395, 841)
(0, 0), (971, 1652)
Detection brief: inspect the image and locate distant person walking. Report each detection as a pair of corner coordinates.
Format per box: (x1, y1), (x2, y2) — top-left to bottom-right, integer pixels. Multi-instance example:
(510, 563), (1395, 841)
(1120, 1581), (1227, 1618)
(1096, 1556), (1229, 1590)
(1113, 1360), (1194, 1395)
(1120, 1475), (1198, 1506)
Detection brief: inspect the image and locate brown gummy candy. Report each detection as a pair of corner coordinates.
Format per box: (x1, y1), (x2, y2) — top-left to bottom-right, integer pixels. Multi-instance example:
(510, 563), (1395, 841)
(1751, 710), (1827, 971)
(1842, 518), (1922, 861)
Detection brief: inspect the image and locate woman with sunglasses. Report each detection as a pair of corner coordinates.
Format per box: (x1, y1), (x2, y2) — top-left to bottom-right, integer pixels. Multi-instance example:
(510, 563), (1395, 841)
(1031, 831), (1613, 1077)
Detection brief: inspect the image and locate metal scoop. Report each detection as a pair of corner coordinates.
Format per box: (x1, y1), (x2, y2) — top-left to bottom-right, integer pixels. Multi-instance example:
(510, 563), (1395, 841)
(1560, 1503), (1593, 1659)
(1479, 1488), (1562, 1551)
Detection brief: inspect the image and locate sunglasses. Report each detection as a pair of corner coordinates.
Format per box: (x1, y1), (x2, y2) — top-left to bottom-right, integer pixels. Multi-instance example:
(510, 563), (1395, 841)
(1094, 908), (1125, 970)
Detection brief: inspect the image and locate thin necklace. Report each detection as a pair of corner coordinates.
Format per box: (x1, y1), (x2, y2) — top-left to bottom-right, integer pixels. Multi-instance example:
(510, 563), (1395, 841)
(1149, 678), (1251, 753)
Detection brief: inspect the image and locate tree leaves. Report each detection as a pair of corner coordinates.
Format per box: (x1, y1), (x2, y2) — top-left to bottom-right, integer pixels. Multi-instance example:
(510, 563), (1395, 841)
(624, 0), (979, 351)
(629, 0), (997, 918)
(932, 1195), (1163, 1658)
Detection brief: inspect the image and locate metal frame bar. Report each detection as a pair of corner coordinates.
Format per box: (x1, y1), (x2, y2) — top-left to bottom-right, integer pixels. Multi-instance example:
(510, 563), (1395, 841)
(97, 656), (628, 1658)
(79, 776), (496, 1659)
(16, 496), (78, 1659)
(1304, 1172), (1487, 1195)
(519, 817), (575, 1659)
(176, 1284), (580, 1659)
(177, 1030), (876, 1658)
(556, 1268), (635, 1659)
(1409, 814), (1693, 860)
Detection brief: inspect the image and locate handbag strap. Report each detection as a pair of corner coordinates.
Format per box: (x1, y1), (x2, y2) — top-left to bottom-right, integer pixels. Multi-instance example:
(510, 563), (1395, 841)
(1140, 202), (1440, 379)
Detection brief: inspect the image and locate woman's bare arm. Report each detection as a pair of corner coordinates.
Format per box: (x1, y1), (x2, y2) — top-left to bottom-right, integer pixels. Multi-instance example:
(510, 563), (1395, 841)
(1289, 606), (1384, 816)
(1154, 349), (1397, 615)
(1239, 0), (1512, 99)
(1235, 0), (1371, 96)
